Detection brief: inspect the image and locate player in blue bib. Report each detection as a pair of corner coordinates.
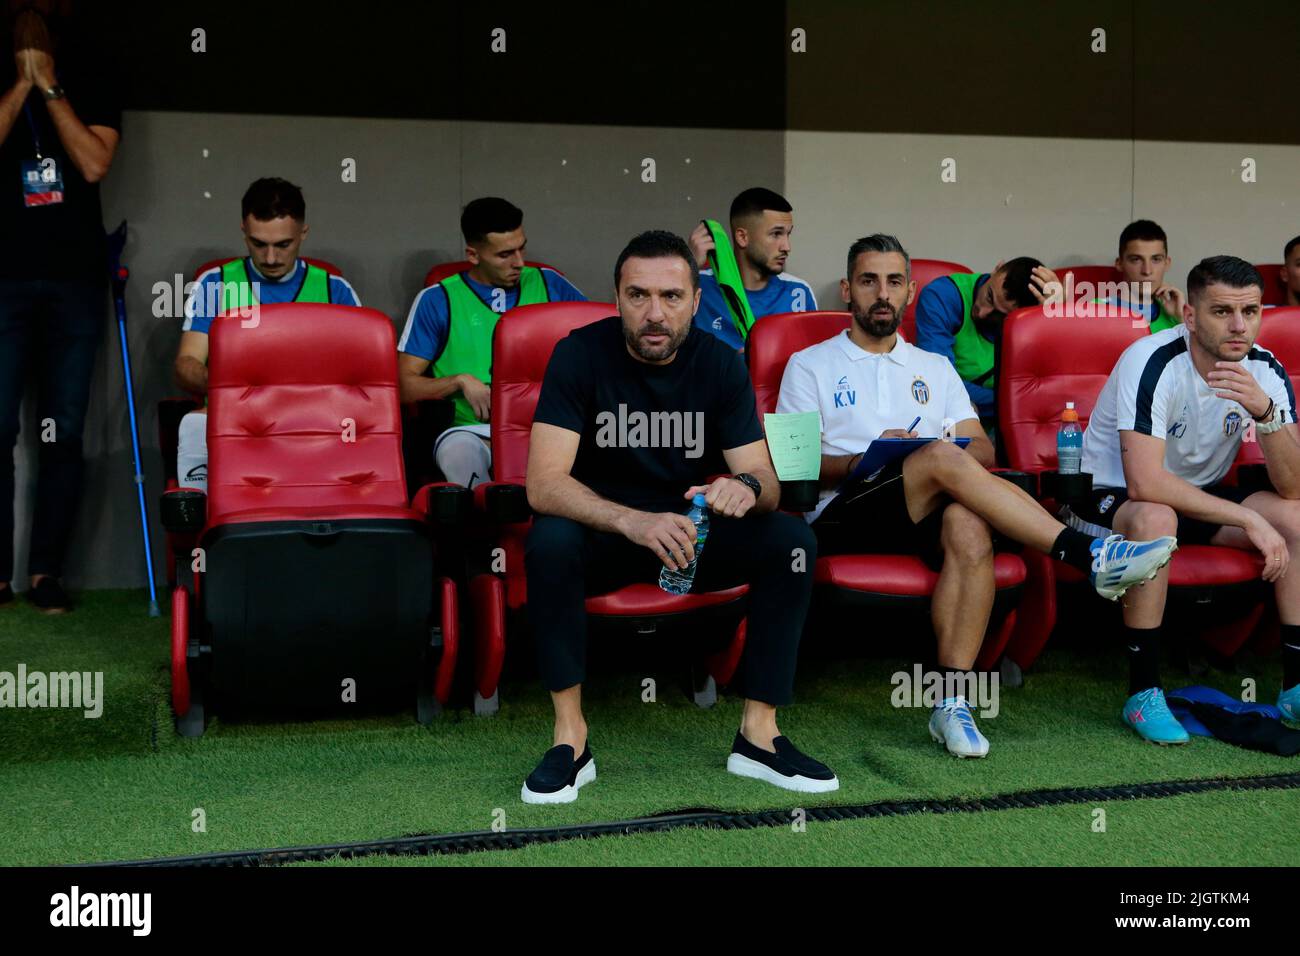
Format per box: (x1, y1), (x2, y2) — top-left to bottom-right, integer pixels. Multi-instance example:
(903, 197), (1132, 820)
(687, 187), (817, 349)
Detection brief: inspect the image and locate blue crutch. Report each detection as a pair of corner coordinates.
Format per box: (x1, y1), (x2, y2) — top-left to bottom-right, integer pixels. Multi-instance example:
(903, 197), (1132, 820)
(106, 220), (159, 616)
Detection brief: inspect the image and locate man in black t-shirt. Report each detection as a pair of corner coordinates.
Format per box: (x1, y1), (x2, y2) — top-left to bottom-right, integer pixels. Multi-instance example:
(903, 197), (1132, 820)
(0, 4), (119, 612)
(521, 230), (838, 803)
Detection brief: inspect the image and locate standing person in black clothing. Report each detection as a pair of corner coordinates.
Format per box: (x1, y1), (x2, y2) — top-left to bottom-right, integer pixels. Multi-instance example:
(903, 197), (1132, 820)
(520, 230), (838, 803)
(0, 1), (120, 612)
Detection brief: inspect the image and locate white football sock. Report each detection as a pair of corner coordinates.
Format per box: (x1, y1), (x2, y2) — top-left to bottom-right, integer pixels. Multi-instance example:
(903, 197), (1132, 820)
(176, 410), (208, 493)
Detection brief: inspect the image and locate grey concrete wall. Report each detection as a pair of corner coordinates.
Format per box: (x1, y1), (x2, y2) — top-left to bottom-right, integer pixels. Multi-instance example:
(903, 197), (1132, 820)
(785, 131), (1300, 310)
(10, 111), (783, 590)
(1132, 140), (1300, 272)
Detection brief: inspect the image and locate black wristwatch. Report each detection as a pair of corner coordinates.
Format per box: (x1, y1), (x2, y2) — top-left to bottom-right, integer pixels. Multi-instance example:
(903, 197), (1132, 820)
(732, 472), (762, 500)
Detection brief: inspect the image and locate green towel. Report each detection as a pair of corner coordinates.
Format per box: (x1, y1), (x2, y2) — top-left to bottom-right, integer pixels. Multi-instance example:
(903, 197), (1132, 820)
(703, 219), (758, 341)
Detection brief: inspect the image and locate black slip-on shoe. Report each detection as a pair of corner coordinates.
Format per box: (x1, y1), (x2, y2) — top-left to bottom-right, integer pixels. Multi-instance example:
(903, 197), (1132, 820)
(521, 743), (596, 804)
(0, 586), (13, 609)
(27, 578), (71, 615)
(727, 731), (839, 793)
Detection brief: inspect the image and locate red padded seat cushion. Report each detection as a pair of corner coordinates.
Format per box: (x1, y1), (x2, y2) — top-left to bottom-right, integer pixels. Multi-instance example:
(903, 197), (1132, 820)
(206, 304), (409, 524)
(815, 553), (1026, 595)
(585, 583), (749, 615)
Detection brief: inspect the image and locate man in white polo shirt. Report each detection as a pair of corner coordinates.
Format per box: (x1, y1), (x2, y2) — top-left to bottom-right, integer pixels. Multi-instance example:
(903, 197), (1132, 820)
(776, 234), (1179, 758)
(1065, 256), (1300, 746)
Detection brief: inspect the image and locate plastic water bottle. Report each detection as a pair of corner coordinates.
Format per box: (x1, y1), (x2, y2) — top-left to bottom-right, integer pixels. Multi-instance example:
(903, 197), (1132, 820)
(1058, 402), (1083, 475)
(659, 493), (709, 595)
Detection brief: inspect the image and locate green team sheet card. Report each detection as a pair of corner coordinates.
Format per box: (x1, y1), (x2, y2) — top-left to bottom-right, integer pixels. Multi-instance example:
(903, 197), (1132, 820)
(763, 412), (821, 481)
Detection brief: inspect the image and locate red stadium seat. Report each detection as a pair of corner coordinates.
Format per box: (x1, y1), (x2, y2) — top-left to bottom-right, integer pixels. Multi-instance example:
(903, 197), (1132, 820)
(157, 258), (351, 585)
(424, 260), (562, 288)
(904, 259), (972, 344)
(1053, 264), (1125, 293)
(748, 310), (1026, 671)
(1235, 308), (1300, 653)
(1254, 264), (1288, 307)
(1236, 307), (1300, 471)
(1254, 307), (1300, 381)
(159, 304), (462, 735)
(465, 301), (749, 715)
(998, 307), (1266, 671)
(998, 308), (1146, 475)
(1053, 264), (1156, 318)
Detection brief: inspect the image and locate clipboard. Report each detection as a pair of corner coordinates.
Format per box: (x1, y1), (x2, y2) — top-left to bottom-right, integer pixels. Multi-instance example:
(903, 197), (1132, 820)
(840, 437), (970, 488)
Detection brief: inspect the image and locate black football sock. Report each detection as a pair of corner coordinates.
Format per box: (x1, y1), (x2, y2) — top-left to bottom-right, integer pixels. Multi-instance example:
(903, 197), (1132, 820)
(1124, 625), (1162, 695)
(1281, 625), (1300, 690)
(1051, 526), (1100, 574)
(936, 664), (979, 703)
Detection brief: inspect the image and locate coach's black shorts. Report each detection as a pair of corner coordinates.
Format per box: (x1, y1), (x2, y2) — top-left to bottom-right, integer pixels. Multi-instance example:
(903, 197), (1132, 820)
(1061, 485), (1257, 546)
(810, 460), (950, 570)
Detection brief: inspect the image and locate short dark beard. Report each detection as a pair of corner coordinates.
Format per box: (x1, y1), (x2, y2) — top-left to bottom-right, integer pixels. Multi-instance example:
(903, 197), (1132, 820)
(623, 320), (690, 363)
(1193, 325), (1250, 363)
(743, 245), (778, 280)
(852, 301), (901, 339)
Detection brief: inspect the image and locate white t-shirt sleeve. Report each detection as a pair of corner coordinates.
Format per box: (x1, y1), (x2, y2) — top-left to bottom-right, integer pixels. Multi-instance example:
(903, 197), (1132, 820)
(938, 358), (980, 427)
(1116, 349), (1176, 438)
(774, 352), (823, 430)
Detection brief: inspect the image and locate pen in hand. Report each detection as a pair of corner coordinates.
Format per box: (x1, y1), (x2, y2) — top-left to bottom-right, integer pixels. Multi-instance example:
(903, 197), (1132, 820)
(848, 417), (924, 488)
(877, 416), (922, 441)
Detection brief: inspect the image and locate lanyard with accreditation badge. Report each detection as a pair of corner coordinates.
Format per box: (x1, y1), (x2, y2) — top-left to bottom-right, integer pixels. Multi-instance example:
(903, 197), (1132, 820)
(21, 97), (65, 206)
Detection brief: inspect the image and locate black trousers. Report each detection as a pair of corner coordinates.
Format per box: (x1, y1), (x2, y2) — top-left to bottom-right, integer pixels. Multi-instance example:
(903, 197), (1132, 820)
(0, 278), (106, 582)
(524, 510), (817, 705)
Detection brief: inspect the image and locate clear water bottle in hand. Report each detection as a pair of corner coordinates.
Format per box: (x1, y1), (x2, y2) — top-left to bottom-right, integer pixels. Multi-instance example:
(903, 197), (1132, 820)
(1058, 401), (1083, 475)
(659, 493), (709, 595)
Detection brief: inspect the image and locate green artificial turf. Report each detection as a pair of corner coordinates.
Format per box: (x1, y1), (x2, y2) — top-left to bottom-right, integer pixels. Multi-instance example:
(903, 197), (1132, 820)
(0, 590), (1296, 867)
(311, 788), (1300, 867)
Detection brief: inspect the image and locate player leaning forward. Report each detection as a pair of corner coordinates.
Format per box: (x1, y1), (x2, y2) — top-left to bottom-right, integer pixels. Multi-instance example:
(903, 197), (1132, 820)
(1064, 256), (1300, 743)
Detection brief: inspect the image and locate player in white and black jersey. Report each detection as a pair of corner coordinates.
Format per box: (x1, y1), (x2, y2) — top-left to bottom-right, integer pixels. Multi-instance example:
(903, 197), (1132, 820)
(1065, 256), (1300, 744)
